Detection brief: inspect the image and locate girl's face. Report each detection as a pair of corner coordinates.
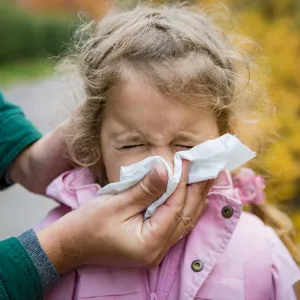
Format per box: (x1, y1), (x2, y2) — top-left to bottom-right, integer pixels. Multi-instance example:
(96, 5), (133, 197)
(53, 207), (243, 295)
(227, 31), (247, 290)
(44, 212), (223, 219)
(100, 77), (219, 183)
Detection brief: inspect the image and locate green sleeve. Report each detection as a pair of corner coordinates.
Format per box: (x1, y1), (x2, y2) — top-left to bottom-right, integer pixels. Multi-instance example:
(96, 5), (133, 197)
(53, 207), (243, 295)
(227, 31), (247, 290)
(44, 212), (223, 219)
(0, 91), (42, 187)
(0, 238), (43, 300)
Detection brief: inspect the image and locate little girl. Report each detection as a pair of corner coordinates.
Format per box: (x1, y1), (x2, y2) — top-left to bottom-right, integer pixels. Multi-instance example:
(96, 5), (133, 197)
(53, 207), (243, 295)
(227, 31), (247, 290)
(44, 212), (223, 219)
(40, 4), (300, 300)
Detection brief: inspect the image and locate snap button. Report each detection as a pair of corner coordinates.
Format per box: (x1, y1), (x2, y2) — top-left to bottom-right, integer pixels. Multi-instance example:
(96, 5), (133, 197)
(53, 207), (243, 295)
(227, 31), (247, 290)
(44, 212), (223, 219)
(191, 260), (204, 272)
(222, 205), (234, 218)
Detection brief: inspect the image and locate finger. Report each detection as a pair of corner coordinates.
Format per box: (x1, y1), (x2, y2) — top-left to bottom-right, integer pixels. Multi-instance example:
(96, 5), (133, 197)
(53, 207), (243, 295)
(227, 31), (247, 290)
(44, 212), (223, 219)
(140, 160), (190, 262)
(205, 179), (214, 195)
(146, 159), (190, 239)
(185, 181), (207, 219)
(184, 178), (214, 223)
(151, 216), (190, 266)
(163, 159), (190, 208)
(150, 179), (214, 265)
(151, 211), (196, 266)
(162, 179), (210, 248)
(195, 179), (214, 219)
(117, 164), (168, 216)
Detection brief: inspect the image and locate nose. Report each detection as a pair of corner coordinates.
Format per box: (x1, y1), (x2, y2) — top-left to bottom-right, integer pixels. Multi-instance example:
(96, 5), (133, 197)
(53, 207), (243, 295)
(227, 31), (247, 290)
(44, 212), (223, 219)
(151, 147), (175, 174)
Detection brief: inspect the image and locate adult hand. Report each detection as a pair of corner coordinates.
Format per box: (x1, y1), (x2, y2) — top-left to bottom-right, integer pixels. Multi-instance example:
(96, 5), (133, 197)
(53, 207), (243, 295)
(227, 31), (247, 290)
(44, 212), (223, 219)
(37, 161), (213, 274)
(9, 127), (71, 195)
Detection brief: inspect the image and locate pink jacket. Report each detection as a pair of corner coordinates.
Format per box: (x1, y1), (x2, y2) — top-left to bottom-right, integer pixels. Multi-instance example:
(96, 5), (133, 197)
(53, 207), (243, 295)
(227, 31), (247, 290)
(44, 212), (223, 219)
(38, 168), (300, 300)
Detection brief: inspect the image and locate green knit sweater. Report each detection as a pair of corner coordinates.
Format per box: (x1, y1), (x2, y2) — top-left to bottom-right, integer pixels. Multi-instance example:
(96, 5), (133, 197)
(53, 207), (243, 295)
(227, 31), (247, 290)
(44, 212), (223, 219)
(0, 91), (46, 300)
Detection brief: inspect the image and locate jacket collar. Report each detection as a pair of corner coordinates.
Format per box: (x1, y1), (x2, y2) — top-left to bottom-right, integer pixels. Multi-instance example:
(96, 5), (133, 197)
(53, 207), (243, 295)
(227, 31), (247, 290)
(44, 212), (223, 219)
(178, 171), (243, 300)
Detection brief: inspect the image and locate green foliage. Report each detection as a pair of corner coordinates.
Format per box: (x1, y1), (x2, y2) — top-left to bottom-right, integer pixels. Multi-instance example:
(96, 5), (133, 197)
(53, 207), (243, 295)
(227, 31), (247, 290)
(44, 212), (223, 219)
(0, 2), (75, 66)
(0, 58), (55, 88)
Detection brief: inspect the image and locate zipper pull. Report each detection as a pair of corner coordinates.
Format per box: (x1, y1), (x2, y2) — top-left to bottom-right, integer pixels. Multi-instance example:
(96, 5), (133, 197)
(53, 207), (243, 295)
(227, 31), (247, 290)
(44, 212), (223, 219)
(149, 292), (158, 300)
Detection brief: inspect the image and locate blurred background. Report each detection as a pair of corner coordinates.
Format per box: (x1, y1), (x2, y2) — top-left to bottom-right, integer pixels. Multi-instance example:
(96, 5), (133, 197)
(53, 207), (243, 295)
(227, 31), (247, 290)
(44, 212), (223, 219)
(0, 0), (299, 244)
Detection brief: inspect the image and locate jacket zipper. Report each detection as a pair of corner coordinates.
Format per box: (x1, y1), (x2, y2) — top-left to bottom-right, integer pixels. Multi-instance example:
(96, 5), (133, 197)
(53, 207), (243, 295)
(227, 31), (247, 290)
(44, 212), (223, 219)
(149, 240), (183, 300)
(150, 255), (168, 300)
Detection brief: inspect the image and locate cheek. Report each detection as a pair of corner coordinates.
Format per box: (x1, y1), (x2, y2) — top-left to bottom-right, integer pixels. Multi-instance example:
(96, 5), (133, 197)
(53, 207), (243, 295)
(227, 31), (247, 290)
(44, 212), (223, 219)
(100, 145), (120, 183)
(101, 147), (150, 183)
(103, 159), (121, 183)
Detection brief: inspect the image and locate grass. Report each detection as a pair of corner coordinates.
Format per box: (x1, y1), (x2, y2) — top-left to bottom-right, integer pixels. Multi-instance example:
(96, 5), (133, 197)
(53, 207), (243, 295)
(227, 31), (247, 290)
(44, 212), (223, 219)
(0, 58), (56, 88)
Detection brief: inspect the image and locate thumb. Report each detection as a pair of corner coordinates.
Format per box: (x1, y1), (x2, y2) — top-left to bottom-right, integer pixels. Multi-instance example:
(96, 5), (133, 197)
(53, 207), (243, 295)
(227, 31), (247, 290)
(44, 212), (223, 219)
(118, 164), (168, 216)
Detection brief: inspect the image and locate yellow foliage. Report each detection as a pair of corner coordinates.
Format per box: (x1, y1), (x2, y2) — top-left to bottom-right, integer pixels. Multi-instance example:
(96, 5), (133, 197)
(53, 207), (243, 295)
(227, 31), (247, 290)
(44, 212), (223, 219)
(205, 0), (300, 240)
(263, 143), (299, 200)
(292, 211), (300, 243)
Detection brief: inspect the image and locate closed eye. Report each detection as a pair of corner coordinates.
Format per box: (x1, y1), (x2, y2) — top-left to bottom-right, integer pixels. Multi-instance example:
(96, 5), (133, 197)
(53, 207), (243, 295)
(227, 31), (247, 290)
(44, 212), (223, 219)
(175, 145), (193, 149)
(121, 144), (144, 150)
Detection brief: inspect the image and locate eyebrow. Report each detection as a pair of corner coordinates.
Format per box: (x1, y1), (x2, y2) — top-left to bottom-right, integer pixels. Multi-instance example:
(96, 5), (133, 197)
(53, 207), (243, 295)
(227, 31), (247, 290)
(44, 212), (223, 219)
(111, 131), (204, 145)
(175, 132), (198, 140)
(174, 132), (205, 143)
(110, 132), (145, 144)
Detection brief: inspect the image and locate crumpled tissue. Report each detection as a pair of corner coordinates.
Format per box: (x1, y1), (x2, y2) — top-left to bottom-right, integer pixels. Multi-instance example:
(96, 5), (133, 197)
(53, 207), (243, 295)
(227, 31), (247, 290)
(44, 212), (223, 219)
(98, 134), (256, 218)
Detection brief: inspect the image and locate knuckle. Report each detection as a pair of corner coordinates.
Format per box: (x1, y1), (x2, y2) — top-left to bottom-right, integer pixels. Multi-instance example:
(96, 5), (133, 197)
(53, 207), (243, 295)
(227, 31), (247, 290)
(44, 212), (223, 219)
(190, 181), (206, 193)
(174, 210), (183, 223)
(181, 216), (192, 228)
(197, 180), (207, 190)
(138, 179), (155, 199)
(179, 179), (188, 189)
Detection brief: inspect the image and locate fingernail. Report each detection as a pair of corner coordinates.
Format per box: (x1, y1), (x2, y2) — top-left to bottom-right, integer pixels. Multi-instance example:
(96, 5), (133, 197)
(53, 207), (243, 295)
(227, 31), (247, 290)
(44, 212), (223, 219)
(183, 159), (190, 166)
(182, 160), (190, 173)
(150, 165), (168, 191)
(150, 165), (168, 195)
(153, 164), (168, 180)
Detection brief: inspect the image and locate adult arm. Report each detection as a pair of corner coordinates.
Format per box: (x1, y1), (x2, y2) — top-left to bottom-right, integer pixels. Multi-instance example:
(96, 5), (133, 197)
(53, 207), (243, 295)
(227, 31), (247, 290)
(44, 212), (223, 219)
(0, 92), (211, 299)
(0, 92), (59, 299)
(0, 91), (70, 194)
(0, 91), (42, 189)
(0, 232), (58, 300)
(0, 163), (209, 300)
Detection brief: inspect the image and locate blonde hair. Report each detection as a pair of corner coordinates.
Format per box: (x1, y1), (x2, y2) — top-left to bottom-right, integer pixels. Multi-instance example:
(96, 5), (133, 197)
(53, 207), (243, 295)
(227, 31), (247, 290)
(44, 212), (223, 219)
(62, 3), (300, 263)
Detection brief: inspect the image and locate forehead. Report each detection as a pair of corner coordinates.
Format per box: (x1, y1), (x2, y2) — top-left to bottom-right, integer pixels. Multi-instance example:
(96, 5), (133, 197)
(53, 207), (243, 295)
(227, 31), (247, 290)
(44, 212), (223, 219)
(106, 77), (205, 118)
(102, 76), (218, 139)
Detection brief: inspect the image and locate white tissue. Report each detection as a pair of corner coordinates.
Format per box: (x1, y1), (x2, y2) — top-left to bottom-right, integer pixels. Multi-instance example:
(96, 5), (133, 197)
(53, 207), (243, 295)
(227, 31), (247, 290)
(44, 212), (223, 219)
(98, 134), (255, 218)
